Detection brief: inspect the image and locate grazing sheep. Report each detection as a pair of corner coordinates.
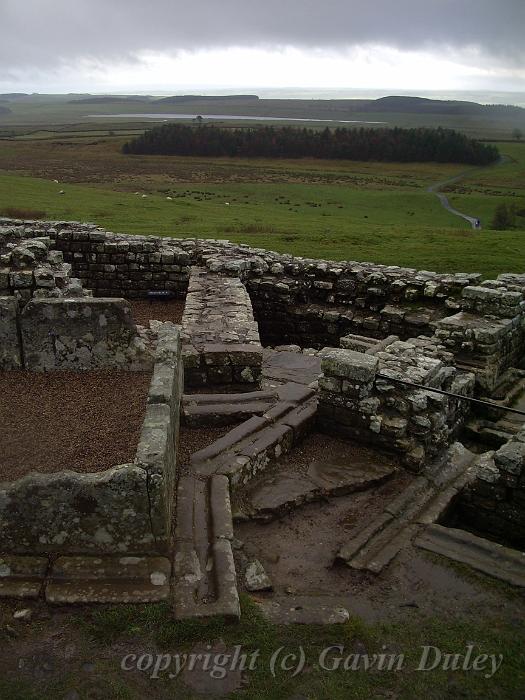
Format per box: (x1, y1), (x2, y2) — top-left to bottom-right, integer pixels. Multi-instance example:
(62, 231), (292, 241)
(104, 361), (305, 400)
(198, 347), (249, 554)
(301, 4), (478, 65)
(142, 194), (148, 199)
(58, 190), (65, 195)
(166, 196), (173, 200)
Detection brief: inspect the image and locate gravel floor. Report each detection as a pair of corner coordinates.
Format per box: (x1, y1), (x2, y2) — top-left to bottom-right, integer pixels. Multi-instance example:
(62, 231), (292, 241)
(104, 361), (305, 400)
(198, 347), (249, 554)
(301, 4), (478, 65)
(128, 299), (185, 326)
(0, 370), (152, 480)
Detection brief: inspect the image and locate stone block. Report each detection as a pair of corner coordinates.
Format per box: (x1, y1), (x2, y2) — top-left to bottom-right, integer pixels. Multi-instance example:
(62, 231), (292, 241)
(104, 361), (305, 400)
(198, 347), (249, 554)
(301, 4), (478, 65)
(20, 297), (154, 371)
(321, 349), (378, 382)
(495, 441), (525, 476)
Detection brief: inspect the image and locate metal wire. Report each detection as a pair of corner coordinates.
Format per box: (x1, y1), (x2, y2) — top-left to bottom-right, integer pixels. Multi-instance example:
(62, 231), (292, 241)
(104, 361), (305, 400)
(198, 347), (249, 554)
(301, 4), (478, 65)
(375, 373), (525, 418)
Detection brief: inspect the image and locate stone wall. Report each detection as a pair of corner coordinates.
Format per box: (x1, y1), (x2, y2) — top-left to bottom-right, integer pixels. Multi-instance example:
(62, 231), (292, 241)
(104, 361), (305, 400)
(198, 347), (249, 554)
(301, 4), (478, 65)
(0, 225), (88, 303)
(0, 324), (182, 555)
(0, 297), (21, 369)
(455, 429), (525, 548)
(181, 267), (263, 387)
(436, 283), (525, 392)
(2, 217), (524, 392)
(318, 341), (475, 471)
(20, 297), (154, 371)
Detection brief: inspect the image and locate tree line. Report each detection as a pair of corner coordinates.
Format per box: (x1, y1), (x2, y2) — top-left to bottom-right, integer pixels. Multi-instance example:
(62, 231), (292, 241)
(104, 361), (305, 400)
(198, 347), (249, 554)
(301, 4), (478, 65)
(122, 124), (499, 165)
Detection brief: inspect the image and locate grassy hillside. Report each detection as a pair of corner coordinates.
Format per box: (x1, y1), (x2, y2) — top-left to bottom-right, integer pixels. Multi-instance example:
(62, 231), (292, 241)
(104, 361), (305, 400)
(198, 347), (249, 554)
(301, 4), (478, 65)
(0, 130), (523, 278)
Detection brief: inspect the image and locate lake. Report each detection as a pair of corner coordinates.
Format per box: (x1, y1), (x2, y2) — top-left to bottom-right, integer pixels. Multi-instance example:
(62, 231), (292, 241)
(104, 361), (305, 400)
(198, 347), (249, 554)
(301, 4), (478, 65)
(87, 113), (387, 124)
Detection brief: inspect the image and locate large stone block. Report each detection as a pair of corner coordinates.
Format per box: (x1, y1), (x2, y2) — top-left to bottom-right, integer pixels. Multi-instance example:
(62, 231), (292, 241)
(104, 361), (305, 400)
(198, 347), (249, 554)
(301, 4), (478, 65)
(0, 464), (164, 554)
(321, 348), (378, 382)
(20, 297), (153, 370)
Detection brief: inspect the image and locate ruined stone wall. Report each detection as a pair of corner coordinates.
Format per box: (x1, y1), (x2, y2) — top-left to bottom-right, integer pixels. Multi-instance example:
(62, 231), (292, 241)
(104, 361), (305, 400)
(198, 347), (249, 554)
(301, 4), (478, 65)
(0, 219), (478, 333)
(318, 341), (475, 471)
(456, 428), (525, 548)
(2, 218), (524, 390)
(436, 284), (525, 392)
(0, 297), (21, 369)
(181, 267), (263, 387)
(1, 296), (155, 371)
(0, 225), (87, 303)
(0, 324), (182, 555)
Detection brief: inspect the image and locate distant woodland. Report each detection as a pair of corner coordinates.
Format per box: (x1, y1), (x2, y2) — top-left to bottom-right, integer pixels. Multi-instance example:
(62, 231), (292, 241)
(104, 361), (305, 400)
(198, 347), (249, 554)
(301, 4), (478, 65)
(123, 125), (499, 164)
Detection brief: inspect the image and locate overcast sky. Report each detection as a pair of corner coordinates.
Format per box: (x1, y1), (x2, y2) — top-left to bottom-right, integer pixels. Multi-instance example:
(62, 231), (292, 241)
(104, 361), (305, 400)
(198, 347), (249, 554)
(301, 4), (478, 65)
(1, 0), (524, 95)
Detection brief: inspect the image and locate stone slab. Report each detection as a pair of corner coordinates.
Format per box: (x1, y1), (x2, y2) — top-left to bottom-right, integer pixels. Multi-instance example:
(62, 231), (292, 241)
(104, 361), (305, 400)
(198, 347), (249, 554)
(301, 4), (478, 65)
(415, 524), (525, 587)
(262, 350), (321, 386)
(258, 598), (350, 625)
(249, 458), (394, 518)
(0, 555), (48, 599)
(46, 555), (171, 603)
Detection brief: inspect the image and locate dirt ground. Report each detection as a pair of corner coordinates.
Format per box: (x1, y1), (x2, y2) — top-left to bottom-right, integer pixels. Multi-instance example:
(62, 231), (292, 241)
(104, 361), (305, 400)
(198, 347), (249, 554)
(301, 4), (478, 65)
(128, 299), (185, 326)
(0, 370), (152, 480)
(234, 434), (525, 623)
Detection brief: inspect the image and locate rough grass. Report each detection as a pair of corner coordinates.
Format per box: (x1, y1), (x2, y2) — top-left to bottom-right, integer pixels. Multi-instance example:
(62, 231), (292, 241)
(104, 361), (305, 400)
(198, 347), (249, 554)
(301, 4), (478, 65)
(39, 594), (524, 699)
(0, 205), (47, 219)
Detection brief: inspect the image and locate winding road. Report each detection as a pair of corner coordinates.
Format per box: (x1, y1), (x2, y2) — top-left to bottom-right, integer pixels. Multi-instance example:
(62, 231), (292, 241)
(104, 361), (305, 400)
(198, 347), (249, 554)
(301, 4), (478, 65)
(427, 155), (510, 230)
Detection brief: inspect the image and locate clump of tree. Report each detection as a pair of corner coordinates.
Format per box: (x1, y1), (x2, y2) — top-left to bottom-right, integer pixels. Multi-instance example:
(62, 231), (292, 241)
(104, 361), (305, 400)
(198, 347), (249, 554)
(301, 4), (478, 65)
(491, 203), (517, 230)
(122, 124), (499, 165)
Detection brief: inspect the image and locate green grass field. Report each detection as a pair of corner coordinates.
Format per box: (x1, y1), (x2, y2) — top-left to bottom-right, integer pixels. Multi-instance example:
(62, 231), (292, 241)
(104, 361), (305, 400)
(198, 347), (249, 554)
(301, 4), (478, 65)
(0, 131), (524, 277)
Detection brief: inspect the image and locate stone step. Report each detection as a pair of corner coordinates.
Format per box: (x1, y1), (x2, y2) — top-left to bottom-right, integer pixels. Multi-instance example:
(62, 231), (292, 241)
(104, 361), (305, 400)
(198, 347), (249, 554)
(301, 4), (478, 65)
(415, 524), (525, 588)
(348, 522), (418, 574)
(182, 390), (278, 427)
(335, 443), (479, 574)
(173, 475), (240, 621)
(174, 382), (319, 621)
(190, 387), (317, 487)
(45, 555), (172, 604)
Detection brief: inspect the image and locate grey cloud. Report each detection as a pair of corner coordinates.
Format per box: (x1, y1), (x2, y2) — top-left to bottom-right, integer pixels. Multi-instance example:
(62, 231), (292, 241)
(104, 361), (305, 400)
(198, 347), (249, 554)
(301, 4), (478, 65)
(1, 0), (524, 70)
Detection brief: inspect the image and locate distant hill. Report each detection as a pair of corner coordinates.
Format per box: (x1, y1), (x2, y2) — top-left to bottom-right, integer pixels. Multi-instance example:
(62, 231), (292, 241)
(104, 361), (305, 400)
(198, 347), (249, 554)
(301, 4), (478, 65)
(365, 96), (525, 117)
(155, 94), (260, 104)
(68, 96), (153, 104)
(0, 93), (29, 100)
(0, 105), (12, 115)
